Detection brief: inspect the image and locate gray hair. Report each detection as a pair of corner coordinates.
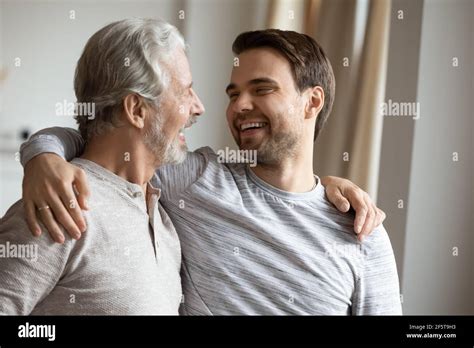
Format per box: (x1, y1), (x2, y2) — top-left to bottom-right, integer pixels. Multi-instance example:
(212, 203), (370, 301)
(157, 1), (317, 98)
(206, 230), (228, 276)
(74, 18), (185, 141)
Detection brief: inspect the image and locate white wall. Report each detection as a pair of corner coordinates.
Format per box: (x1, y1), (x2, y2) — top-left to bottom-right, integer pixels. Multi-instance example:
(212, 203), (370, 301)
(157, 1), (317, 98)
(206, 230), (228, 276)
(377, 0), (423, 283)
(401, 0), (473, 314)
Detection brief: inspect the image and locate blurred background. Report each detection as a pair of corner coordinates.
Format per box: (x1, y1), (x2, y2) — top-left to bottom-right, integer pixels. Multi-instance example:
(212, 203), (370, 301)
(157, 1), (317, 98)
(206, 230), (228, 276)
(0, 0), (472, 314)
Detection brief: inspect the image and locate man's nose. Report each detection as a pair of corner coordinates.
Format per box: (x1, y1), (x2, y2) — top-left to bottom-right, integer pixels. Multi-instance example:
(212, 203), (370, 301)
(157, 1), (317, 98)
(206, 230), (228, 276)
(191, 89), (205, 117)
(232, 93), (253, 114)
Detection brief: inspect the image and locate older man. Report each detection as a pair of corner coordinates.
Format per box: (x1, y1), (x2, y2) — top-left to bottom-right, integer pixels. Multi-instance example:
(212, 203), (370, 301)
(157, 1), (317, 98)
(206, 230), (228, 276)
(0, 18), (204, 314)
(14, 24), (389, 314)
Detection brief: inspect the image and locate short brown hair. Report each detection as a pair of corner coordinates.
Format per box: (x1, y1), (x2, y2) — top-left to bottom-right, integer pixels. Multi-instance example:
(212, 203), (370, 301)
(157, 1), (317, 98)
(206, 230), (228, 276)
(232, 29), (335, 141)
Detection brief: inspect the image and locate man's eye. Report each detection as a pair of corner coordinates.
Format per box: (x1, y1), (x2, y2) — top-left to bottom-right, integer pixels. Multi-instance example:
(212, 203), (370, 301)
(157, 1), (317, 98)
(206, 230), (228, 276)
(256, 88), (272, 95)
(229, 93), (239, 100)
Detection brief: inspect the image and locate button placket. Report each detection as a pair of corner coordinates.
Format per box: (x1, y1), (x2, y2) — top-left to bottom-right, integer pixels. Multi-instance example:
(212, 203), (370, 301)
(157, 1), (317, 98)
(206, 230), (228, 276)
(148, 195), (162, 262)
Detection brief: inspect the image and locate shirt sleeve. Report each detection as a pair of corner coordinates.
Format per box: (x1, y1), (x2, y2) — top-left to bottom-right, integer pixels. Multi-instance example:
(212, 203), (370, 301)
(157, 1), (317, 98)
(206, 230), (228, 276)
(0, 200), (75, 315)
(154, 147), (210, 201)
(352, 225), (403, 315)
(19, 127), (85, 166)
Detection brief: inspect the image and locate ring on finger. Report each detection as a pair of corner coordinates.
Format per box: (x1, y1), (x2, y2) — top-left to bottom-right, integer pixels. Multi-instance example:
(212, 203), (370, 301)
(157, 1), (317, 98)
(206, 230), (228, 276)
(37, 205), (51, 211)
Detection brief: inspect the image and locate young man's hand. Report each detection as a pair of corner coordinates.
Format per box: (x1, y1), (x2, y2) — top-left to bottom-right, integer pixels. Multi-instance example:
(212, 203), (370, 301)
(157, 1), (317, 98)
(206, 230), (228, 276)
(22, 153), (90, 243)
(321, 175), (386, 241)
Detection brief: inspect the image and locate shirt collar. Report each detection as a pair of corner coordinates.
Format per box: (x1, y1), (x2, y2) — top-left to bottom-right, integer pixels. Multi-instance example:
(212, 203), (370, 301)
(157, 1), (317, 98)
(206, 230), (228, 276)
(245, 165), (322, 201)
(71, 158), (161, 200)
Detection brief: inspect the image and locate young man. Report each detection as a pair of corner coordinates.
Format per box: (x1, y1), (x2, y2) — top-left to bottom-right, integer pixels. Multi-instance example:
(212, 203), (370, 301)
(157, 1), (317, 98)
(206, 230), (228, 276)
(15, 27), (397, 315)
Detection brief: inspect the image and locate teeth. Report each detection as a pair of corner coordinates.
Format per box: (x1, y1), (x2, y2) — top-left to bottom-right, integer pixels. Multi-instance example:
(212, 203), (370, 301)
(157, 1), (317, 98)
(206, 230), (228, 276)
(240, 122), (267, 131)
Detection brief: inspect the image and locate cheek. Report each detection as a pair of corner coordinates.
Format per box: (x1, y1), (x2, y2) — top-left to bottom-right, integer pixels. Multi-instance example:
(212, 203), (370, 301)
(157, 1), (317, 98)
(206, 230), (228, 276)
(161, 113), (184, 138)
(261, 108), (292, 134)
(178, 108), (188, 124)
(255, 101), (278, 126)
(174, 101), (188, 127)
(226, 105), (236, 130)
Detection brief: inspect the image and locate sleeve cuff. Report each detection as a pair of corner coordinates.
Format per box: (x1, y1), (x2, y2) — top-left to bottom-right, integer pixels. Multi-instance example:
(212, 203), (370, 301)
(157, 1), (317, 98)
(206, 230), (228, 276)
(19, 136), (66, 167)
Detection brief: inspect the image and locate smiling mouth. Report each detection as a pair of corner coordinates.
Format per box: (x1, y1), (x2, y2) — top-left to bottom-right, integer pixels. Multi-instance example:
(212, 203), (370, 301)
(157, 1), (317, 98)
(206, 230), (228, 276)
(178, 117), (198, 142)
(239, 122), (268, 135)
(185, 116), (197, 129)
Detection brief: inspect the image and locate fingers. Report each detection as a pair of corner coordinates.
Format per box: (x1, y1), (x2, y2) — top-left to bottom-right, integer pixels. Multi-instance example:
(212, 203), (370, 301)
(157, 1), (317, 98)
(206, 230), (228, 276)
(359, 196), (376, 241)
(37, 202), (66, 244)
(375, 208), (386, 227)
(349, 192), (367, 235)
(24, 201), (42, 237)
(328, 179), (368, 234)
(74, 169), (90, 211)
(340, 187), (381, 241)
(60, 183), (87, 233)
(326, 186), (351, 213)
(47, 193), (82, 240)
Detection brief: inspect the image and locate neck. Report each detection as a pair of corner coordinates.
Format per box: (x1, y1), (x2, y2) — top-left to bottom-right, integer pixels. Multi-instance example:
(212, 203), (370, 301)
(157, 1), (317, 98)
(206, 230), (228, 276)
(81, 129), (158, 193)
(251, 140), (315, 193)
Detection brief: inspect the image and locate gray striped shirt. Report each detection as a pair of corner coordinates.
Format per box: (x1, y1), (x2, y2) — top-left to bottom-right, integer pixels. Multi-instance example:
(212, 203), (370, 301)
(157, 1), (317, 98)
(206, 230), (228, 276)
(156, 147), (402, 315)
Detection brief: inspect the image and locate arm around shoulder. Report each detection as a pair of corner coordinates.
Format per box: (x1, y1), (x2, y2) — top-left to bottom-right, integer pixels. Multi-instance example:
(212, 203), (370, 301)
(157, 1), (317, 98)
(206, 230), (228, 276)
(20, 127), (85, 167)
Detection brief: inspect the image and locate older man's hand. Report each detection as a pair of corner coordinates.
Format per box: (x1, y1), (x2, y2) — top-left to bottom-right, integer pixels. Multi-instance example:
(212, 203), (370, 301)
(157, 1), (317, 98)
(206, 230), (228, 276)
(321, 175), (386, 241)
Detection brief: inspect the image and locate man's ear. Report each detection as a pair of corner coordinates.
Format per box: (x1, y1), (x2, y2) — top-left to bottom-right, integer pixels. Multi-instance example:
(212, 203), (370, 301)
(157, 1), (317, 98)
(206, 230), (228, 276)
(305, 86), (324, 120)
(122, 94), (149, 129)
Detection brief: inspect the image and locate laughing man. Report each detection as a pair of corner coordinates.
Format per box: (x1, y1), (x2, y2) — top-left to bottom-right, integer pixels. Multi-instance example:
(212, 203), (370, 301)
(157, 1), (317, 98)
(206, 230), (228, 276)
(10, 22), (398, 314)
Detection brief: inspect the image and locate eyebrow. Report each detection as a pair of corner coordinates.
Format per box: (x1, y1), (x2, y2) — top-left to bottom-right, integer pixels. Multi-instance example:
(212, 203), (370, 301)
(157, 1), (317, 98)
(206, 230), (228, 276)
(225, 77), (279, 95)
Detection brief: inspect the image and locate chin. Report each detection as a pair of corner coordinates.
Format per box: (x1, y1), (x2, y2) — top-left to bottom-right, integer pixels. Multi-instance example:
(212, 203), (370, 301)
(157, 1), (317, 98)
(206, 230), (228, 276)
(239, 139), (263, 151)
(164, 141), (188, 165)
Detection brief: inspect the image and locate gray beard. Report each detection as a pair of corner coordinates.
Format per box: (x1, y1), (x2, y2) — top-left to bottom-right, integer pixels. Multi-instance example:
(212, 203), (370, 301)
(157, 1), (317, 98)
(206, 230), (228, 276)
(144, 116), (187, 166)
